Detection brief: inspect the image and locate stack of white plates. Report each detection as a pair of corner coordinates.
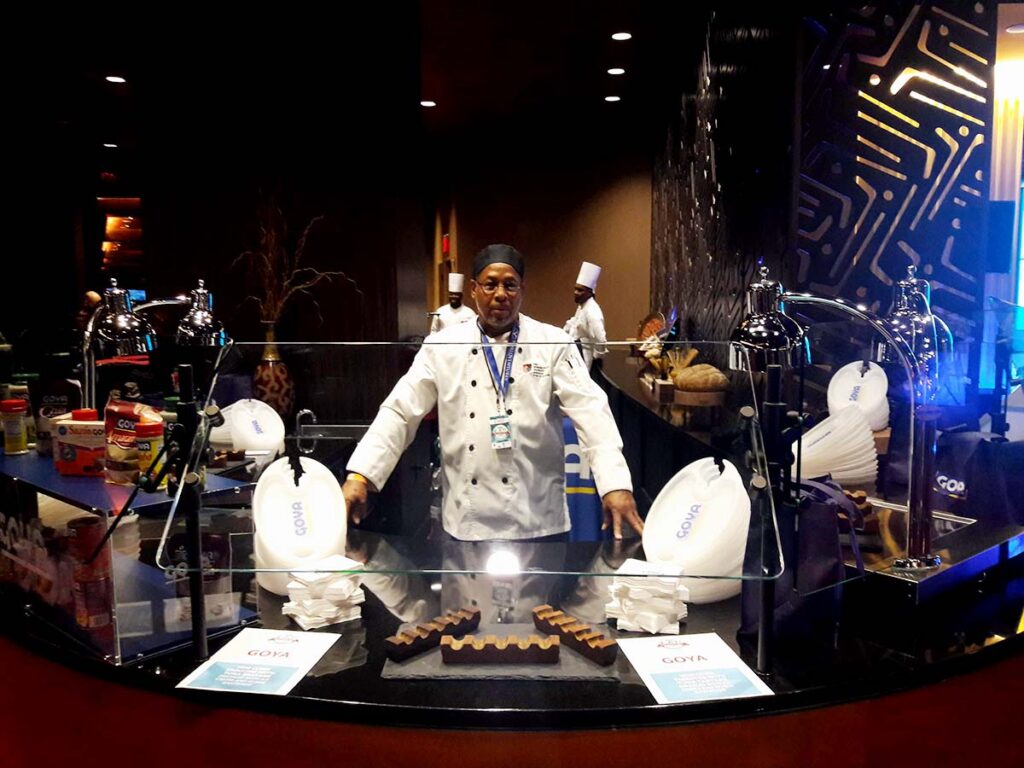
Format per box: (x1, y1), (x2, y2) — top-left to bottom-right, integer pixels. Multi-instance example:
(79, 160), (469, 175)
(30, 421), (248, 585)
(253, 456), (347, 595)
(826, 360), (890, 431)
(641, 457), (751, 604)
(794, 406), (878, 488)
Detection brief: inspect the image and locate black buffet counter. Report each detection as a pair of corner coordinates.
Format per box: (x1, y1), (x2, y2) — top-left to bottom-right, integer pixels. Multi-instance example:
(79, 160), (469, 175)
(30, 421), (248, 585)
(2, 545), (1022, 765)
(1, 352), (1022, 767)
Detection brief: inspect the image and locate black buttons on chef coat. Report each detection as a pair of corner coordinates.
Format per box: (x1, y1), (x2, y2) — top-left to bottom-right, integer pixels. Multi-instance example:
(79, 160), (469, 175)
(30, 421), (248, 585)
(502, 477), (509, 484)
(471, 380), (477, 386)
(472, 348), (478, 354)
(469, 444), (475, 451)
(470, 412), (475, 418)
(509, 377), (515, 384)
(506, 408), (513, 415)
(471, 478), (478, 485)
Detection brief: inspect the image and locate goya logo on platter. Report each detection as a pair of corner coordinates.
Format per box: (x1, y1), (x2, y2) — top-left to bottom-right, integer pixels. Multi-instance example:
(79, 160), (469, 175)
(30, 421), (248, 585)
(291, 501), (308, 536)
(676, 504), (701, 539)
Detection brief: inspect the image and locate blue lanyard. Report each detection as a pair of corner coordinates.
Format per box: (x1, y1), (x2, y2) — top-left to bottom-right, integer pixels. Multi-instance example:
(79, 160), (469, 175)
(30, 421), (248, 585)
(479, 323), (520, 402)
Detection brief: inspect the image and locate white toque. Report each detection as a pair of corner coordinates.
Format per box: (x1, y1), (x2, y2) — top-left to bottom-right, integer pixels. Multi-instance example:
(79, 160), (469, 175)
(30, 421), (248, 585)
(448, 273), (465, 293)
(575, 261), (602, 291)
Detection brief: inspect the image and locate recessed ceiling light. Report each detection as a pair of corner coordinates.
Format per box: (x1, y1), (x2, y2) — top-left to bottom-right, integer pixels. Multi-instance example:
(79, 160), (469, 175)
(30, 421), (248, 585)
(608, 68), (626, 75)
(1007, 23), (1024, 34)
(605, 96), (621, 102)
(105, 76), (126, 83)
(611, 32), (632, 41)
(420, 100), (437, 107)
(103, 143), (117, 148)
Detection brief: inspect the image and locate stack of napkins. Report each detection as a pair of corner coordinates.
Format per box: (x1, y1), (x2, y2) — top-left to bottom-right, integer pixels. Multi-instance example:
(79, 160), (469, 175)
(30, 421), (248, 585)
(605, 558), (690, 635)
(282, 554), (366, 631)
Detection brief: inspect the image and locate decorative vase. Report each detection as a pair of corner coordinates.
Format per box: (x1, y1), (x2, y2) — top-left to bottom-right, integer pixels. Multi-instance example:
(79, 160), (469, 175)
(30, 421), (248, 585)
(252, 322), (295, 420)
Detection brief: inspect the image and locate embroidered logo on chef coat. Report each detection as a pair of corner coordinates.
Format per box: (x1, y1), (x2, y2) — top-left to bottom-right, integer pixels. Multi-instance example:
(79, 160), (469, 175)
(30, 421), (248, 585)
(525, 363), (548, 377)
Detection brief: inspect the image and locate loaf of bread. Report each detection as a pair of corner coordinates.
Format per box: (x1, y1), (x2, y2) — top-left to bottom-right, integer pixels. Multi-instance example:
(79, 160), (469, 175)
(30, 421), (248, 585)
(440, 634), (560, 664)
(671, 363), (730, 392)
(384, 608), (481, 662)
(533, 605), (618, 666)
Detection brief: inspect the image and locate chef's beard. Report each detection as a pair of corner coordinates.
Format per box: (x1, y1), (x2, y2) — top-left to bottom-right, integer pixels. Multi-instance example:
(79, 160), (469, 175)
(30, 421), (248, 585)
(480, 308), (516, 335)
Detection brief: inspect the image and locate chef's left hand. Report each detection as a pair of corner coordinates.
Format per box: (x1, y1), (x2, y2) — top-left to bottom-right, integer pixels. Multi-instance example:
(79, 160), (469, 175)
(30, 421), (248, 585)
(601, 490), (644, 540)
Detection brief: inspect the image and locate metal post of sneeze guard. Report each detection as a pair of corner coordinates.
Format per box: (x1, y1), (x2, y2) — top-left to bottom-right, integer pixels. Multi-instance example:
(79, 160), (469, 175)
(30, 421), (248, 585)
(181, 472), (208, 662)
(752, 475), (774, 677)
(894, 406), (943, 571)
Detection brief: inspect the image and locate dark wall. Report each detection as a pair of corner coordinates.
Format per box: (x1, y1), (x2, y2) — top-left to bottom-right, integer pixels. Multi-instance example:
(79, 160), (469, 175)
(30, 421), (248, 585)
(7, 9), (424, 417)
(441, 115), (654, 339)
(651, 8), (798, 361)
(135, 15), (424, 347)
(7, 8), (424, 345)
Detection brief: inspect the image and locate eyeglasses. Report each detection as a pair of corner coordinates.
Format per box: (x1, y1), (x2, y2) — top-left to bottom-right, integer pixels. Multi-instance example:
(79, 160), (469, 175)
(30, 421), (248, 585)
(477, 281), (522, 296)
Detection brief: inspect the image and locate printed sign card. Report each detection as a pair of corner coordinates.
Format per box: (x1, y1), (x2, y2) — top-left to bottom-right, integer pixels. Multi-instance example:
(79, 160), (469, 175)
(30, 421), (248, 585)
(618, 632), (773, 704)
(177, 628), (338, 696)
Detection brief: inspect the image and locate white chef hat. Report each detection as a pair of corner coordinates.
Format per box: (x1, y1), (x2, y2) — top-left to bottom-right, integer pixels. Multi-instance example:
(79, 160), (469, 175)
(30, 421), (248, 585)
(448, 273), (465, 292)
(575, 261), (602, 291)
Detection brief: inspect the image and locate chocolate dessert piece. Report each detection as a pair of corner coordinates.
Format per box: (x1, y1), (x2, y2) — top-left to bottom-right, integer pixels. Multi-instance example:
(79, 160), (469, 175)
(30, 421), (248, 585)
(384, 608), (481, 662)
(532, 605), (618, 666)
(440, 634), (560, 664)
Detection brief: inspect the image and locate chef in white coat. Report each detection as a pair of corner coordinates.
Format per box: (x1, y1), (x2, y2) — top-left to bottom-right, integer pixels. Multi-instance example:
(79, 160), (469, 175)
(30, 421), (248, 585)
(563, 261), (608, 370)
(429, 272), (477, 334)
(343, 244), (643, 541)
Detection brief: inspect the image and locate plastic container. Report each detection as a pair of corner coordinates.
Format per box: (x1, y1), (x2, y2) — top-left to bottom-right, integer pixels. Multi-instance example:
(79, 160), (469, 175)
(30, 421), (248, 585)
(228, 399), (285, 453)
(253, 456), (347, 595)
(53, 409), (106, 477)
(827, 361), (889, 432)
(135, 420), (166, 489)
(642, 457), (751, 603)
(28, 377), (83, 457)
(1, 399), (29, 455)
(8, 382), (35, 447)
(67, 515), (114, 643)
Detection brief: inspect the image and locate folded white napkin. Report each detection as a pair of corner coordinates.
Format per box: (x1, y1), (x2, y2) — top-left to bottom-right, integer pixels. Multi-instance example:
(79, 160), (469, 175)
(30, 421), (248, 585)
(290, 555), (365, 587)
(605, 559), (690, 635)
(287, 575), (363, 603)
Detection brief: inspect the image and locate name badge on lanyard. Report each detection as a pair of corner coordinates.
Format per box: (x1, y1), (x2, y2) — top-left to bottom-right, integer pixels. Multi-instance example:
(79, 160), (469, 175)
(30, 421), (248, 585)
(489, 414), (512, 450)
(481, 323), (519, 451)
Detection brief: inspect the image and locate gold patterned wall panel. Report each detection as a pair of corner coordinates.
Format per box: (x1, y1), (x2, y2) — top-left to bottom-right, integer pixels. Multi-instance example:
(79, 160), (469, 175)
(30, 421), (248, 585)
(798, 1), (996, 349)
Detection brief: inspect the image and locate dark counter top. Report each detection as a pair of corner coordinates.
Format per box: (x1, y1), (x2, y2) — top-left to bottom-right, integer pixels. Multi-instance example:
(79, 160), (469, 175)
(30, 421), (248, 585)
(3, 545), (1021, 730)
(0, 451), (250, 516)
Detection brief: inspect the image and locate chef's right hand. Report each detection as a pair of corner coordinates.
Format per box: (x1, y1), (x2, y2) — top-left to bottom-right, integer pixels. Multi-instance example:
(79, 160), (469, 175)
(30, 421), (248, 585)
(342, 473), (373, 525)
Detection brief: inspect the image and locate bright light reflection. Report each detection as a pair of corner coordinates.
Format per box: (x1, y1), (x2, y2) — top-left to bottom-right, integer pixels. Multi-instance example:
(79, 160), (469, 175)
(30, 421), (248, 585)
(485, 551), (521, 575)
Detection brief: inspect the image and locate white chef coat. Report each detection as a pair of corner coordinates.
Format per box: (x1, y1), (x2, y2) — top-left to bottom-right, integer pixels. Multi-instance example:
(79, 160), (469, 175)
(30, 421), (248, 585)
(347, 314), (632, 540)
(563, 296), (608, 368)
(429, 303), (477, 334)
